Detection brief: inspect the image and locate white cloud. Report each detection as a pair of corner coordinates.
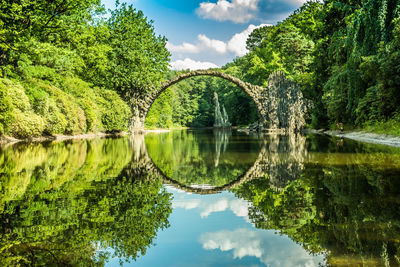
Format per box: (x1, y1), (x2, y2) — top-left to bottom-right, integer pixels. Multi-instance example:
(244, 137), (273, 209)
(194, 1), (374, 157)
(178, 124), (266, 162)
(167, 23), (269, 60)
(166, 42), (200, 54)
(196, 0), (260, 23)
(200, 228), (326, 266)
(170, 58), (219, 70)
(229, 199), (250, 217)
(198, 34), (228, 54)
(227, 23), (269, 56)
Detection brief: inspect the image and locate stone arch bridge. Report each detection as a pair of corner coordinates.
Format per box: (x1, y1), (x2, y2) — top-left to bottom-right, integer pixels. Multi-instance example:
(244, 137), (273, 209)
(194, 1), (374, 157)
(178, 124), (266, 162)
(130, 70), (307, 132)
(131, 70), (269, 131)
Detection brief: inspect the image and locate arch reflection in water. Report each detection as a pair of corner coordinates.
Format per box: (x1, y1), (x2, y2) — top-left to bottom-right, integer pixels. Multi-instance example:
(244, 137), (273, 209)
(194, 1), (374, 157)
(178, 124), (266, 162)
(232, 135), (400, 266)
(138, 129), (268, 194)
(134, 130), (308, 194)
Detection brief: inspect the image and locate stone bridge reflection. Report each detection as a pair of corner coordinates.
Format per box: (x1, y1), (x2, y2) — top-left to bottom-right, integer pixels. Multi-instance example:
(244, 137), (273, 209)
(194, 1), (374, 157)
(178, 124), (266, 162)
(128, 132), (307, 194)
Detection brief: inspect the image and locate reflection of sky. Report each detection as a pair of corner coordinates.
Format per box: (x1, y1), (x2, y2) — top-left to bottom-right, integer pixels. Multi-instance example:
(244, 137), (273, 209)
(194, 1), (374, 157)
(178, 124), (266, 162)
(105, 187), (325, 266)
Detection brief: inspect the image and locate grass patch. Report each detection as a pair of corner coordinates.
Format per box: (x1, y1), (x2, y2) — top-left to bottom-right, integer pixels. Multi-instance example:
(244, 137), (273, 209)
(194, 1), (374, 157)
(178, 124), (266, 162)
(363, 116), (400, 137)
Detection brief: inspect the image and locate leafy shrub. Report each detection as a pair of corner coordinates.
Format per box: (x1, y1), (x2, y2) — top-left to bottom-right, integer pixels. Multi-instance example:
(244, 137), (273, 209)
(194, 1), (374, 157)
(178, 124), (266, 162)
(8, 110), (45, 138)
(16, 40), (84, 80)
(0, 79), (14, 134)
(40, 97), (69, 134)
(60, 77), (102, 132)
(31, 81), (86, 134)
(95, 89), (131, 132)
(3, 79), (31, 112)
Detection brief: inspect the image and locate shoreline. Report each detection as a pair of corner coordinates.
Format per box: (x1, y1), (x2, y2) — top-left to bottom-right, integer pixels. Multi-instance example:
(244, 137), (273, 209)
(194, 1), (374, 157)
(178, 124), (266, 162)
(0, 128), (174, 146)
(0, 132), (129, 146)
(2, 128), (400, 148)
(322, 130), (400, 148)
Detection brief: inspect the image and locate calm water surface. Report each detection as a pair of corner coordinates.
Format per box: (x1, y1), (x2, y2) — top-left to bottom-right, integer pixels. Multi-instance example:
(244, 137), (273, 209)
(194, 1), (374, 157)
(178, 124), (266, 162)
(1, 129), (400, 266)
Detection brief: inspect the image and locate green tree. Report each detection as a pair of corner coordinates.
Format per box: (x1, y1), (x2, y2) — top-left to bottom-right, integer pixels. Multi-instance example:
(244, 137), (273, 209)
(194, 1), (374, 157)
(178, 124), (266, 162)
(106, 3), (170, 102)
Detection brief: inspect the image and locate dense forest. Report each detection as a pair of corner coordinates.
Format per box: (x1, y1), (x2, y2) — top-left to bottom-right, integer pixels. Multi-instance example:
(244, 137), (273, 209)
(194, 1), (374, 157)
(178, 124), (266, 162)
(147, 0), (400, 134)
(0, 0), (399, 137)
(0, 1), (169, 138)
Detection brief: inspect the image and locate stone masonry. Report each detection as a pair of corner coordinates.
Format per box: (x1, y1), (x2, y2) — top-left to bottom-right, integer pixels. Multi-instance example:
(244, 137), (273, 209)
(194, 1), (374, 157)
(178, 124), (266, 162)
(130, 70), (307, 132)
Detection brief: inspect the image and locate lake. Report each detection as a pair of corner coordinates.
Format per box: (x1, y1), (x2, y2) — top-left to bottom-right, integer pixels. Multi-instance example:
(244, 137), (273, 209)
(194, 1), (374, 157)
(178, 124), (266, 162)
(1, 129), (400, 266)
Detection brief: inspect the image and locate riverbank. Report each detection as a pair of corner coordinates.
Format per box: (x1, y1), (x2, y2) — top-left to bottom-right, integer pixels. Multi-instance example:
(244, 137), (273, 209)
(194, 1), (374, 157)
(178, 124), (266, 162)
(321, 130), (400, 147)
(0, 132), (129, 146)
(3, 127), (400, 148)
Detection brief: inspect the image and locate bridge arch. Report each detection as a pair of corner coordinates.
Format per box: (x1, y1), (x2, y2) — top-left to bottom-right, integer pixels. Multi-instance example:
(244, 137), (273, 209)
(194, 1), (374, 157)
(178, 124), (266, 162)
(130, 70), (268, 130)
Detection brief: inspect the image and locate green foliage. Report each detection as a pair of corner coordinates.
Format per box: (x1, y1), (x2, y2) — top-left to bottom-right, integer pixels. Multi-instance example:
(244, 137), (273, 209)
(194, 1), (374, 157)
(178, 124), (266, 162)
(0, 138), (172, 265)
(7, 110), (45, 138)
(0, 76), (131, 137)
(363, 113), (400, 136)
(309, 0), (400, 128)
(0, 78), (45, 138)
(106, 3), (170, 101)
(96, 88), (132, 132)
(146, 88), (174, 128)
(145, 130), (261, 186)
(239, 0), (400, 130)
(0, 80), (13, 134)
(0, 0), (170, 137)
(233, 135), (400, 264)
(146, 70), (259, 128)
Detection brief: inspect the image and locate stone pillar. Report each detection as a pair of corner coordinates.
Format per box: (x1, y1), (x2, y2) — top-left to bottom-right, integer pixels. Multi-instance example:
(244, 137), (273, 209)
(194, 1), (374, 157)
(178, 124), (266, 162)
(129, 104), (146, 132)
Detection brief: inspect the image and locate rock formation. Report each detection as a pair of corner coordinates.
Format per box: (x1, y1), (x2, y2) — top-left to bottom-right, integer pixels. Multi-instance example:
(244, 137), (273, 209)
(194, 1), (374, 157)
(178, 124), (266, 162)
(214, 92), (231, 128)
(260, 71), (308, 132)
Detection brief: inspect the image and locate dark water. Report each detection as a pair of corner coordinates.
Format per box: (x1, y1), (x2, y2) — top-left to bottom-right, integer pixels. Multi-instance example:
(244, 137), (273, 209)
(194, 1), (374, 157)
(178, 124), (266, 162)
(1, 130), (400, 266)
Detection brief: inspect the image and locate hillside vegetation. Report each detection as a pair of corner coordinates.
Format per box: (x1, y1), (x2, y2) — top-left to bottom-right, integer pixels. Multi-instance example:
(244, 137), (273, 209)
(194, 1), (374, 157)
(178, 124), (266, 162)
(148, 0), (400, 134)
(0, 1), (169, 138)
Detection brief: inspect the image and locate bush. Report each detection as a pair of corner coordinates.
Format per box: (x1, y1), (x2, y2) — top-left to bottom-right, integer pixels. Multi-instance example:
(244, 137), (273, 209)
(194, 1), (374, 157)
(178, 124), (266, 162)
(0, 79), (14, 134)
(2, 79), (31, 112)
(95, 89), (131, 132)
(61, 77), (102, 132)
(36, 81), (87, 134)
(0, 75), (131, 138)
(8, 110), (45, 138)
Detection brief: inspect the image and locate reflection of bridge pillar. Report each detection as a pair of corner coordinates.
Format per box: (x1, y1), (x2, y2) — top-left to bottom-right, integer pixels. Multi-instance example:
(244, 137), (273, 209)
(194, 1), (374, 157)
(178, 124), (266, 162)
(265, 133), (307, 191)
(129, 134), (148, 162)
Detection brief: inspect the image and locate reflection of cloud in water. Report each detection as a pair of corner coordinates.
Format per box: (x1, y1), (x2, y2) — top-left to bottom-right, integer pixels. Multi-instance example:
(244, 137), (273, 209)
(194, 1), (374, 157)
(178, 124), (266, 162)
(200, 229), (325, 267)
(200, 199), (229, 218)
(172, 195), (251, 219)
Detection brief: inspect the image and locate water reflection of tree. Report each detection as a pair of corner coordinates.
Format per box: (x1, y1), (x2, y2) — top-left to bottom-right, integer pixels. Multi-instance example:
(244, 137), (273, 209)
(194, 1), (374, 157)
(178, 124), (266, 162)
(233, 140), (400, 266)
(0, 139), (172, 266)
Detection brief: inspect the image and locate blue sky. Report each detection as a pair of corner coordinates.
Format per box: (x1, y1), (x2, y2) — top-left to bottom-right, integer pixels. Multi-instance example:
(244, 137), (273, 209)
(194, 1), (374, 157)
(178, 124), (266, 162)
(102, 0), (306, 70)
